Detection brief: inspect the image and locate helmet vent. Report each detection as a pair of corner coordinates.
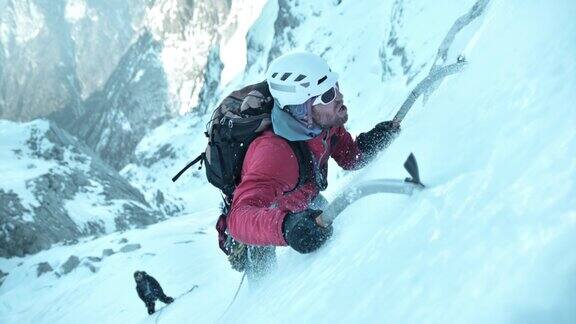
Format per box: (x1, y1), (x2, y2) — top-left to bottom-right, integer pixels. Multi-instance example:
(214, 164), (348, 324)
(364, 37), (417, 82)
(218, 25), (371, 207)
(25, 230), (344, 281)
(294, 74), (307, 82)
(300, 82), (310, 88)
(317, 75), (327, 85)
(281, 73), (292, 81)
(270, 82), (296, 93)
(272, 72), (278, 78)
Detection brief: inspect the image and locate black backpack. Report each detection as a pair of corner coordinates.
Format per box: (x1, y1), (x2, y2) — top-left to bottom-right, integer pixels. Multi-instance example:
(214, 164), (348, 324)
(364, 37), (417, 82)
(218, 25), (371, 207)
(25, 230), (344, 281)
(172, 81), (314, 254)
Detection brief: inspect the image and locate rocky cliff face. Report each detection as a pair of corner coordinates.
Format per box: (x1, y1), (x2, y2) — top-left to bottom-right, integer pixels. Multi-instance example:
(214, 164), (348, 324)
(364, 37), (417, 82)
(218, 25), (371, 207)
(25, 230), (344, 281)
(0, 120), (177, 258)
(0, 0), (146, 121)
(51, 31), (172, 170)
(1, 0), (235, 170)
(143, 0), (231, 115)
(0, 0), (234, 119)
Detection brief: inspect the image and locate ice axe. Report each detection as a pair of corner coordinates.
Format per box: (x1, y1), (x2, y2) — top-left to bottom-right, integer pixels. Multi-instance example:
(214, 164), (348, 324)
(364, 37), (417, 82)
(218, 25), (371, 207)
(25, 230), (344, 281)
(316, 153), (425, 227)
(312, 60), (467, 226)
(392, 57), (467, 124)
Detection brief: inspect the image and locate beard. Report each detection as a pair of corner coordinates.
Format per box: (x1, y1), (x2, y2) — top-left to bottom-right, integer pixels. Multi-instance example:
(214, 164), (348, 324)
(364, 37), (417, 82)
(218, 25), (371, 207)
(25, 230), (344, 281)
(328, 115), (347, 128)
(312, 103), (349, 129)
(326, 105), (348, 128)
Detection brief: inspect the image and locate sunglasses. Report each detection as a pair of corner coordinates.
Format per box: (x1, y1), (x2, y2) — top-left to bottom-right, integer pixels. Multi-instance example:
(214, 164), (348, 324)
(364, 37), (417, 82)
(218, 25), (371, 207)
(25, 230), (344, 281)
(313, 84), (339, 106)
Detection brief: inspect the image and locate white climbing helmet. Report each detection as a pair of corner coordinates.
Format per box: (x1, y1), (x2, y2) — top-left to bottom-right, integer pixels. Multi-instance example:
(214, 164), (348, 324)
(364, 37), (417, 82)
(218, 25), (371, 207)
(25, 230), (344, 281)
(266, 52), (339, 108)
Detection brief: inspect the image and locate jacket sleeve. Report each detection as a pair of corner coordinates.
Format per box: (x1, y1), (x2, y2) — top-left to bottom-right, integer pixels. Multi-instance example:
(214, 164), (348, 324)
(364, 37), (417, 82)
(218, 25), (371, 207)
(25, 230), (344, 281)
(148, 276), (163, 295)
(227, 136), (300, 246)
(329, 126), (365, 170)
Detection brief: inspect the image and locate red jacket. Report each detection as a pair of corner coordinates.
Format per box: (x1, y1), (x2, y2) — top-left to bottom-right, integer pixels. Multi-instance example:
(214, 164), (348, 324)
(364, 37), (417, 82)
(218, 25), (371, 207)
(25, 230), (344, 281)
(227, 127), (363, 246)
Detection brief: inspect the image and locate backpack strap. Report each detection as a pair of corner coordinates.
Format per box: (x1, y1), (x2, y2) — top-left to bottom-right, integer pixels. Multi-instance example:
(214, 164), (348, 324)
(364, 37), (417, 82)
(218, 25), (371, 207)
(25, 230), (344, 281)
(171, 153), (205, 182)
(287, 141), (314, 189)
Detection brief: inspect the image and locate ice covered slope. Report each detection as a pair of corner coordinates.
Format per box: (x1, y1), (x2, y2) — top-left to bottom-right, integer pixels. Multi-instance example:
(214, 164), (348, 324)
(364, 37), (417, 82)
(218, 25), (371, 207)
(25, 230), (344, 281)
(164, 0), (576, 322)
(0, 210), (238, 324)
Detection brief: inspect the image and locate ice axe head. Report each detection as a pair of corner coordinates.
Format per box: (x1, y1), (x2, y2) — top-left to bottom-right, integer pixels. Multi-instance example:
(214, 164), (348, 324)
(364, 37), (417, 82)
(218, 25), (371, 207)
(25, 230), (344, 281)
(404, 153), (424, 188)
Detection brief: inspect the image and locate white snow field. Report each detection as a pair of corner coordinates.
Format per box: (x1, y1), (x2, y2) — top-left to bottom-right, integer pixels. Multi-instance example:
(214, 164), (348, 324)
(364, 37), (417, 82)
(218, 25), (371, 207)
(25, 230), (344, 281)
(1, 0), (575, 323)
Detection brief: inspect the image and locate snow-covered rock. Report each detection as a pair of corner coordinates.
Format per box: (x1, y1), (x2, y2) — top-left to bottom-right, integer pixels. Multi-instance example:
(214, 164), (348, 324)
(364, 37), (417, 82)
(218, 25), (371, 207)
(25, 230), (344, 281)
(120, 115), (221, 216)
(0, 119), (174, 258)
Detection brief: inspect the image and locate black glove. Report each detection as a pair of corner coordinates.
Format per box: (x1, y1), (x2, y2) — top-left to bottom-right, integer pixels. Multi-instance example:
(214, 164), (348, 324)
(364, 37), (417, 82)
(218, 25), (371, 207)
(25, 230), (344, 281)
(356, 120), (400, 163)
(162, 296), (174, 304)
(282, 209), (333, 254)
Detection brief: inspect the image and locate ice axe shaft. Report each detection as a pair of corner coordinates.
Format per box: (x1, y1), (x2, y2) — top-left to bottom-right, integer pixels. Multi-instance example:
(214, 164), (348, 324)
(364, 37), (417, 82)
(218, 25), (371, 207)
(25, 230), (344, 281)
(393, 60), (467, 124)
(317, 153), (425, 226)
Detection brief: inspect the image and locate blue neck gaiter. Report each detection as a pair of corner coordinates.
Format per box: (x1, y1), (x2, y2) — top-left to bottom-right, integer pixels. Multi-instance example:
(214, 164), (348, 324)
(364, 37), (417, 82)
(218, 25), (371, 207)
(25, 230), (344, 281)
(271, 99), (323, 141)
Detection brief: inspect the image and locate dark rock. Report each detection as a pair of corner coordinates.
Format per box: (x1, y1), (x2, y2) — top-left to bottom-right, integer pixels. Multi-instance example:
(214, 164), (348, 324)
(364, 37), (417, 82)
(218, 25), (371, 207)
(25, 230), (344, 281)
(114, 204), (158, 231)
(155, 190), (166, 206)
(140, 144), (177, 168)
(63, 239), (80, 246)
(194, 45), (224, 115)
(267, 0), (303, 65)
(174, 240), (194, 244)
(37, 262), (54, 277)
(119, 244), (141, 253)
(0, 269), (7, 286)
(119, 238), (128, 244)
(102, 249), (115, 257)
(83, 262), (98, 273)
(86, 256), (102, 263)
(60, 255), (81, 275)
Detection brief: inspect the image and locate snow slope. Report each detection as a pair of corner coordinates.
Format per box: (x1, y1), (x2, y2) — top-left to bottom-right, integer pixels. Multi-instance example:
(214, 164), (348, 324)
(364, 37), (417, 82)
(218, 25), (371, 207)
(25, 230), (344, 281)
(1, 0), (575, 323)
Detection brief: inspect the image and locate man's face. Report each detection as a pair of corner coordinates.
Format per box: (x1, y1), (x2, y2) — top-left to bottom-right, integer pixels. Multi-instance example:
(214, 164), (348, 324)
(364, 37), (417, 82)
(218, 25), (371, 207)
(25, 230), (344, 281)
(311, 86), (348, 128)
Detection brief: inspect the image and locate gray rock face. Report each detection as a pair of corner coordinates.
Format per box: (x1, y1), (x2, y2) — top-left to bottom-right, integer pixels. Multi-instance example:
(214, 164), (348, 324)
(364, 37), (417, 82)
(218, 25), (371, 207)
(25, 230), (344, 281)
(3, 0), (238, 176)
(244, 0), (303, 76)
(0, 0), (146, 121)
(102, 249), (115, 257)
(60, 255), (80, 274)
(144, 0), (231, 115)
(36, 262), (54, 277)
(119, 243), (141, 253)
(51, 31), (173, 171)
(2, 0), (234, 167)
(194, 45), (224, 115)
(0, 120), (166, 258)
(0, 269), (7, 286)
(82, 261), (97, 273)
(86, 256), (102, 263)
(266, 0), (303, 65)
(379, 0), (415, 82)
